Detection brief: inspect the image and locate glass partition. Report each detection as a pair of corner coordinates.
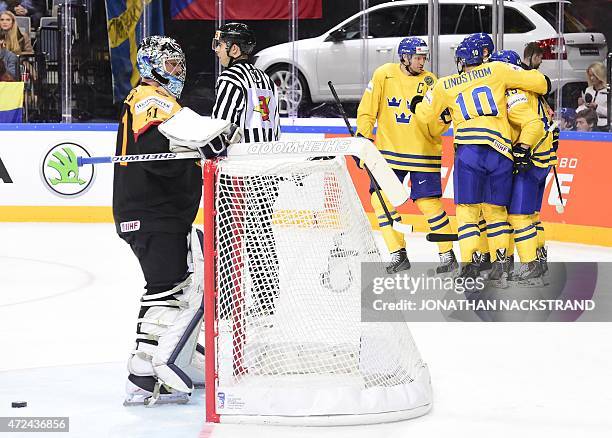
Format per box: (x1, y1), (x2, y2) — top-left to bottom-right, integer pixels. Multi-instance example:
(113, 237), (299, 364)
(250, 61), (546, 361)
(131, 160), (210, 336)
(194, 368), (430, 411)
(14, 0), (609, 128)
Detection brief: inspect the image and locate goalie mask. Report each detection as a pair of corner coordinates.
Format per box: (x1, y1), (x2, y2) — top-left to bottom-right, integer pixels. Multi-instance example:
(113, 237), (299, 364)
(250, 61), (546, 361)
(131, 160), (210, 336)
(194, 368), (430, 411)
(137, 36), (186, 98)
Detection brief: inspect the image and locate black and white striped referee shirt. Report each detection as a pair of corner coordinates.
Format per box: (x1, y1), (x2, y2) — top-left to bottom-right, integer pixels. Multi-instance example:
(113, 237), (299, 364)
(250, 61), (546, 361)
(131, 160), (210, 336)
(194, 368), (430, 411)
(212, 59), (280, 143)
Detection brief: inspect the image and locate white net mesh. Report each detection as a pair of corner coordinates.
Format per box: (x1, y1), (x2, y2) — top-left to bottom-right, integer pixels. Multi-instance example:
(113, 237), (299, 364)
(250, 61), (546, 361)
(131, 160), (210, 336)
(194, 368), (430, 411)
(212, 156), (431, 421)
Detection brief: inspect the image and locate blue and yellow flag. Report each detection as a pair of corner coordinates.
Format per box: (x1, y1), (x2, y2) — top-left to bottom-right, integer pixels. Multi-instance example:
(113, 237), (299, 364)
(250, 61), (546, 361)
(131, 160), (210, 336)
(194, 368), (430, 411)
(105, 0), (164, 102)
(0, 82), (24, 122)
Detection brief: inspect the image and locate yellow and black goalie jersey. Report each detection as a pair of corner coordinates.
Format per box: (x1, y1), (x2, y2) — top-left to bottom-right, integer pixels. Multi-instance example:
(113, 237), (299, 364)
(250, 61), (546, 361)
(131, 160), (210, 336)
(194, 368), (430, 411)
(112, 83), (201, 235)
(122, 83), (181, 144)
(414, 61), (548, 161)
(356, 63), (449, 173)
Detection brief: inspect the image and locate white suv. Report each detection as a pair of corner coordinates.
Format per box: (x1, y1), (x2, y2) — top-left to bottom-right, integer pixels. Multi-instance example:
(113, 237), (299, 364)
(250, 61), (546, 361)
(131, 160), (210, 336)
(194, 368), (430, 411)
(254, 0), (607, 115)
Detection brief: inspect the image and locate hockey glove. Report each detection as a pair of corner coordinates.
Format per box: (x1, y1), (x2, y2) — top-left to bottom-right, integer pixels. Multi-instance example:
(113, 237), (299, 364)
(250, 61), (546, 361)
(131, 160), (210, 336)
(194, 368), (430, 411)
(512, 144), (531, 173)
(440, 108), (452, 125)
(552, 127), (560, 152)
(195, 123), (242, 159)
(409, 95), (424, 114)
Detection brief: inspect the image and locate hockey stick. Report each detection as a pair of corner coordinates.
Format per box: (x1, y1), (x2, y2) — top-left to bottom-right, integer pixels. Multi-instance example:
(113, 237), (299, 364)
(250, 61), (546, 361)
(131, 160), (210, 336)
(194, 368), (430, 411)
(537, 97), (565, 213)
(426, 233), (458, 242)
(327, 80), (412, 235)
(77, 151), (201, 167)
(552, 166), (565, 213)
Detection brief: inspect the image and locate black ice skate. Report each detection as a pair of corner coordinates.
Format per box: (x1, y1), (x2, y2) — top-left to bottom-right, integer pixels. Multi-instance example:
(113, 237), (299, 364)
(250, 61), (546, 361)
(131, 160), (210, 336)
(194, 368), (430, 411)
(479, 252), (492, 273)
(488, 248), (511, 289)
(386, 248), (411, 274)
(436, 249), (459, 275)
(510, 260), (544, 288)
(455, 252), (482, 296)
(457, 252), (481, 281)
(536, 246), (549, 277)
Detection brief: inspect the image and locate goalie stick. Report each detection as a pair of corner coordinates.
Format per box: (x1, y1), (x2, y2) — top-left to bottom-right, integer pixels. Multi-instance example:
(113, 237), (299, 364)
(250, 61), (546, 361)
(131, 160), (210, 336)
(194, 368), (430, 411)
(77, 151), (201, 167)
(327, 80), (413, 235)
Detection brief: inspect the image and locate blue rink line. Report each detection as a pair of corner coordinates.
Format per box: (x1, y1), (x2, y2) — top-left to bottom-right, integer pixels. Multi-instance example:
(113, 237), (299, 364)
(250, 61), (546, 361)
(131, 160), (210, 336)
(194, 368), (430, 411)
(0, 123), (119, 131)
(0, 123), (611, 142)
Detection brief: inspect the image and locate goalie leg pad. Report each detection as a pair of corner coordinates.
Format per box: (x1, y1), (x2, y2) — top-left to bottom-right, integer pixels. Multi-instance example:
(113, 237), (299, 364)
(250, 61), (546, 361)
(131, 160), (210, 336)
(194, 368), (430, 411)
(128, 227), (205, 394)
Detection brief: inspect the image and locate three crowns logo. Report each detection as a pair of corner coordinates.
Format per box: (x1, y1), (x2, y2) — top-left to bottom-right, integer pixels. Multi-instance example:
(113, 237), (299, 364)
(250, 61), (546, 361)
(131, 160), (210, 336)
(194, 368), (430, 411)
(395, 113), (411, 124)
(387, 97), (401, 107)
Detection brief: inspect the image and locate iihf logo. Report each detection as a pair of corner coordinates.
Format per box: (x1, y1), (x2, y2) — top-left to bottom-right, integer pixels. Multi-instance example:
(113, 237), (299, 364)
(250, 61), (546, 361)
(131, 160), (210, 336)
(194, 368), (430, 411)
(217, 392), (225, 408)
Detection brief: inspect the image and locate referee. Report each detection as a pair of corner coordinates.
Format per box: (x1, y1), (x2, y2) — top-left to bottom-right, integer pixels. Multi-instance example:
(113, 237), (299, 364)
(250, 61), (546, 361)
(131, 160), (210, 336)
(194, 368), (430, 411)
(212, 23), (281, 322)
(212, 23), (280, 141)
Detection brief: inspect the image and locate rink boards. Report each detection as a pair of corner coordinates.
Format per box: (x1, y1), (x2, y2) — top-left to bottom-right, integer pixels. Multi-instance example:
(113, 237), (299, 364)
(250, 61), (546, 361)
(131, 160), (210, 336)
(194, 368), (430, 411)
(0, 121), (610, 246)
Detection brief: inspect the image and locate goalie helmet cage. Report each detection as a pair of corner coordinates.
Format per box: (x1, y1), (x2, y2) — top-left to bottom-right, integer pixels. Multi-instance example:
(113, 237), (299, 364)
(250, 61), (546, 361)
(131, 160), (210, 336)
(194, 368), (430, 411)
(203, 157), (432, 426)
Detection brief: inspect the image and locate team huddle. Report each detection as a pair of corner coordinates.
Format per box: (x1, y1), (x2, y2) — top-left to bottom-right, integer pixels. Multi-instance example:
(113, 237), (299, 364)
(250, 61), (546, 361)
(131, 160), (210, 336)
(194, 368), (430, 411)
(358, 33), (557, 287)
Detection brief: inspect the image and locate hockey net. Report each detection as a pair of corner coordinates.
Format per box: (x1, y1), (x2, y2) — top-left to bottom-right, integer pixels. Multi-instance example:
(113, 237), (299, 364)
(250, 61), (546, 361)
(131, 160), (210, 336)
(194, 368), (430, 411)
(203, 155), (432, 425)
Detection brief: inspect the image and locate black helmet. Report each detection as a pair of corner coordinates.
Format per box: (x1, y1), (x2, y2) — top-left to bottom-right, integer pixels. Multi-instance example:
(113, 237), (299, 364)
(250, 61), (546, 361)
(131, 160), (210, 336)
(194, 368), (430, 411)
(212, 22), (256, 55)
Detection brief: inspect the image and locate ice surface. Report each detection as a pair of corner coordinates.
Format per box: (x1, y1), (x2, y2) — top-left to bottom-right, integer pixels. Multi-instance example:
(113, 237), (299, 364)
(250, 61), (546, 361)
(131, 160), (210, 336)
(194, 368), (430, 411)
(1, 223), (611, 437)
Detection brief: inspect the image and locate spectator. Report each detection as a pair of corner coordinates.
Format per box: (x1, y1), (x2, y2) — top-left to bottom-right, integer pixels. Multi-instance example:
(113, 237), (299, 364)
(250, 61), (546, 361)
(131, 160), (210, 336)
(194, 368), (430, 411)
(0, 29), (18, 79)
(0, 10), (32, 54)
(0, 57), (15, 80)
(575, 108), (598, 132)
(0, 1), (44, 28)
(522, 42), (543, 70)
(559, 107), (577, 131)
(577, 62), (608, 131)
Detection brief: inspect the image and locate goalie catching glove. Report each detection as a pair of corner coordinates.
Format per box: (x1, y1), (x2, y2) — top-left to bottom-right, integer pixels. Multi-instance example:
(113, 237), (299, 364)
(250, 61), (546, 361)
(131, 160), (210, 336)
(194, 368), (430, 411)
(170, 121), (242, 159)
(512, 144), (531, 173)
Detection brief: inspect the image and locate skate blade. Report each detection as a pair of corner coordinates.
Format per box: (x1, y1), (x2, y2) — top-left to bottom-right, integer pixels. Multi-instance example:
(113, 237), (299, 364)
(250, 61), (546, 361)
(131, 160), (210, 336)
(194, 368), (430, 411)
(386, 262), (411, 274)
(514, 277), (545, 288)
(123, 394), (189, 407)
(428, 267), (459, 278)
(489, 276), (509, 289)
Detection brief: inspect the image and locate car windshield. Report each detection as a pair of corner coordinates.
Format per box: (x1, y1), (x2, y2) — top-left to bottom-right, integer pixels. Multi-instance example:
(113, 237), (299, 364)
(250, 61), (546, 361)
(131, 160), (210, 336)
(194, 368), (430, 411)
(531, 2), (594, 33)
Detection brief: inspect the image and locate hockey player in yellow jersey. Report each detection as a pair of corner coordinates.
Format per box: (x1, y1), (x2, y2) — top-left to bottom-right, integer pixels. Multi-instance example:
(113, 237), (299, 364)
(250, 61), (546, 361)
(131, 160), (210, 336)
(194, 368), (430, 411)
(490, 50), (557, 286)
(411, 39), (549, 282)
(465, 34), (498, 272)
(356, 37), (457, 275)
